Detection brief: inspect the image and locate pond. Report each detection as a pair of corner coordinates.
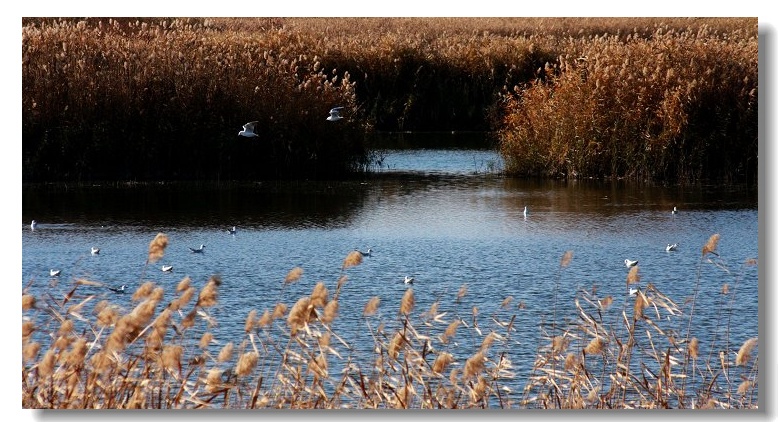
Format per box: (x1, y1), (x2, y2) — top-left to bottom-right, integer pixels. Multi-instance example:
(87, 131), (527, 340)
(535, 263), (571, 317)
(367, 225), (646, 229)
(21, 135), (759, 407)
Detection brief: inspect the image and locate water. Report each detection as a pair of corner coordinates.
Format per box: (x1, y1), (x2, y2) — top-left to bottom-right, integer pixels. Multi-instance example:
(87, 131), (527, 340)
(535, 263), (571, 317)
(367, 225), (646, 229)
(21, 145), (759, 408)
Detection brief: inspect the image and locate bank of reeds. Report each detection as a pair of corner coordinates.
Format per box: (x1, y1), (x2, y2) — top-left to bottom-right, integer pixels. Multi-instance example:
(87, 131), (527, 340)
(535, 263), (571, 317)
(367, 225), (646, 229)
(21, 232), (758, 409)
(22, 18), (757, 183)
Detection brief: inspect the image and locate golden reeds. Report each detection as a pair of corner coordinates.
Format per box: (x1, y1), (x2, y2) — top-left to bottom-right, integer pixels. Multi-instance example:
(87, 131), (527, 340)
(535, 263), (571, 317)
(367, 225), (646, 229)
(735, 337), (757, 366)
(147, 233), (168, 263)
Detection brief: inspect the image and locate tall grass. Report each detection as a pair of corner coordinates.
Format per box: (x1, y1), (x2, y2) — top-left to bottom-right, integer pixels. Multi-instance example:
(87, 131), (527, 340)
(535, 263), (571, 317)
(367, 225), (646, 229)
(22, 18), (757, 183)
(21, 232), (758, 409)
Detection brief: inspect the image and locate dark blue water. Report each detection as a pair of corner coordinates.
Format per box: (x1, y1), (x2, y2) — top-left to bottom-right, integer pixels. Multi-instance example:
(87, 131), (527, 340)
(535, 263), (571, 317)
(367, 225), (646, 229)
(21, 148), (759, 408)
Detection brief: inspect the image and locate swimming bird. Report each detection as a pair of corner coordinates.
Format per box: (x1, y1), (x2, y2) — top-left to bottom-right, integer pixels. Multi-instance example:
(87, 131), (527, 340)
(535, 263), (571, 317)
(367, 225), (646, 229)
(672, 206), (678, 215)
(404, 276), (415, 284)
(629, 287), (640, 296)
(624, 259), (638, 268)
(238, 121), (259, 137)
(357, 248), (372, 257)
(666, 243), (678, 252)
(161, 265), (174, 272)
(189, 244), (206, 253)
(30, 220), (37, 230)
(228, 226), (237, 235)
(49, 269), (61, 277)
(326, 107), (344, 122)
(91, 247), (100, 255)
(108, 284), (127, 294)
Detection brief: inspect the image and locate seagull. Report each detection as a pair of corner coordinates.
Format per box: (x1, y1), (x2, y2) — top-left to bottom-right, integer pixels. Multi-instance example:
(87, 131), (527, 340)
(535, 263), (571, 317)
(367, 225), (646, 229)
(666, 243), (678, 252)
(189, 244), (206, 253)
(629, 287), (640, 296)
(49, 269), (61, 277)
(238, 121), (259, 137)
(326, 107), (344, 122)
(523, 206), (528, 218)
(108, 284), (127, 294)
(91, 247), (100, 255)
(357, 248), (372, 257)
(228, 226), (237, 235)
(404, 276), (415, 284)
(161, 265), (174, 272)
(672, 206), (678, 215)
(30, 220), (37, 231)
(624, 259), (638, 268)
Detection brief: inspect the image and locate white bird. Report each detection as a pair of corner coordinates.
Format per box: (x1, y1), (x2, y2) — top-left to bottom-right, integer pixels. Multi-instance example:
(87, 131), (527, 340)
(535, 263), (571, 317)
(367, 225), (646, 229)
(91, 247), (100, 255)
(161, 265), (174, 272)
(238, 121), (259, 137)
(357, 248), (372, 257)
(523, 206), (528, 218)
(629, 287), (640, 296)
(189, 244), (206, 253)
(326, 107), (344, 122)
(666, 243), (678, 252)
(624, 259), (638, 268)
(404, 276), (415, 284)
(49, 269), (61, 277)
(672, 206), (678, 215)
(228, 226), (237, 235)
(30, 220), (37, 230)
(108, 284), (127, 294)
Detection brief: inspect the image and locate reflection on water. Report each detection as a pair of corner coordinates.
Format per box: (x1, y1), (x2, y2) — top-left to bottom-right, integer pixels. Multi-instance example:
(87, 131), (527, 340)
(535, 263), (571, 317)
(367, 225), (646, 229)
(21, 144), (759, 407)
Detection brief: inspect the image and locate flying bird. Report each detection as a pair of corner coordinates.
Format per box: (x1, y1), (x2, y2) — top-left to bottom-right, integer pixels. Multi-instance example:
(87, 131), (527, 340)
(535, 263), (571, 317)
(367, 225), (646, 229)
(672, 206), (678, 215)
(30, 220), (37, 231)
(523, 206), (528, 218)
(666, 243), (678, 252)
(404, 276), (415, 285)
(238, 121), (259, 137)
(49, 269), (61, 277)
(161, 265), (174, 272)
(624, 259), (638, 268)
(91, 247), (101, 255)
(189, 244), (206, 253)
(326, 107), (344, 122)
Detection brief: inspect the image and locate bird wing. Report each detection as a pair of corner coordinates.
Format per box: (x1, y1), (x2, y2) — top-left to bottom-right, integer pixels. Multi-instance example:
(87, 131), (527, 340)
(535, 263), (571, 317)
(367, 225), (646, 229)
(244, 121), (258, 131)
(330, 107), (344, 113)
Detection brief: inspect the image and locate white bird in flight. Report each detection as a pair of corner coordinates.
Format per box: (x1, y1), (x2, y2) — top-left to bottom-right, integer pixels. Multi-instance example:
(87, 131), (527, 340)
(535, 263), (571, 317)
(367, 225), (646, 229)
(49, 269), (61, 277)
(666, 243), (678, 252)
(404, 276), (415, 284)
(239, 121), (259, 137)
(624, 259), (638, 268)
(30, 220), (37, 230)
(91, 247), (100, 255)
(672, 206), (678, 215)
(327, 107), (344, 122)
(523, 206), (528, 218)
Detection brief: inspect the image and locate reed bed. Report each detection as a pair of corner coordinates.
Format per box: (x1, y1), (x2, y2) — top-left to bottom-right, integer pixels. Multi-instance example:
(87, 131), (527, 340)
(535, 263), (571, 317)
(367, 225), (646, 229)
(21, 232), (758, 409)
(22, 18), (757, 183)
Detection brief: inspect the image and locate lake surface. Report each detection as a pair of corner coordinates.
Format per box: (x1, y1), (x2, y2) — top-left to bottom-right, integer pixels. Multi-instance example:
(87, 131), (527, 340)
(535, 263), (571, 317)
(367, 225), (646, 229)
(21, 141), (759, 407)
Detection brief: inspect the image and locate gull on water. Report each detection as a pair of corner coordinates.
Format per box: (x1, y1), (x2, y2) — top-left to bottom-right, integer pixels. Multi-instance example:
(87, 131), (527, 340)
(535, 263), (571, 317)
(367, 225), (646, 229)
(162, 265), (174, 272)
(404, 276), (415, 284)
(49, 269), (61, 277)
(624, 259), (638, 268)
(672, 206), (678, 215)
(666, 243), (678, 252)
(108, 284), (128, 294)
(189, 244), (206, 253)
(228, 226), (237, 235)
(91, 247), (101, 255)
(239, 121), (259, 137)
(327, 107), (344, 122)
(30, 220), (37, 230)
